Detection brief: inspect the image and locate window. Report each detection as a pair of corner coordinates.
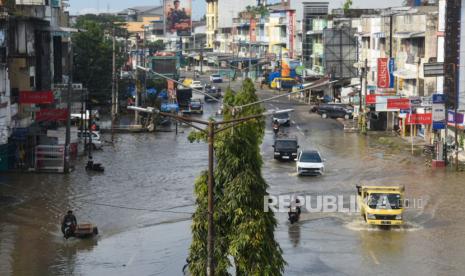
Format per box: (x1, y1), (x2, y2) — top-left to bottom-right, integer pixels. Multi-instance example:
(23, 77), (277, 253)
(378, 38), (386, 51)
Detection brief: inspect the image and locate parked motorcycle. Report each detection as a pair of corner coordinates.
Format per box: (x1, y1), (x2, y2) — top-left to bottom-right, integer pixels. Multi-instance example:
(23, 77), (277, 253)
(86, 160), (105, 172)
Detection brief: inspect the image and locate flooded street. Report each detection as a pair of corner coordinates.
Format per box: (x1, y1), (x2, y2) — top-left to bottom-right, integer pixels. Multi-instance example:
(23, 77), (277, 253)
(1, 84), (465, 275)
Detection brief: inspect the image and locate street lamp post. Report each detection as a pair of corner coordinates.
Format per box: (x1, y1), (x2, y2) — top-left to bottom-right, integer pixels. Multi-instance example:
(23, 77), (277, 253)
(128, 105), (292, 275)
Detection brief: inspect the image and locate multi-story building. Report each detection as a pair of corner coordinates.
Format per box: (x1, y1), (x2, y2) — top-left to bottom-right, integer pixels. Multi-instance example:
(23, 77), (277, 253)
(206, 0), (257, 49)
(266, 7), (299, 59)
(302, 2), (329, 67)
(0, 4), (10, 163)
(0, 0), (71, 171)
(307, 17), (328, 75)
(392, 6), (438, 98)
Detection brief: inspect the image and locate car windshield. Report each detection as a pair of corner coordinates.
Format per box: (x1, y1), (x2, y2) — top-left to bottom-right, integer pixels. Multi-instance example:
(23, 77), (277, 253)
(367, 193), (402, 210)
(275, 140), (297, 149)
(274, 113), (289, 119)
(212, 74), (220, 77)
(300, 152), (322, 163)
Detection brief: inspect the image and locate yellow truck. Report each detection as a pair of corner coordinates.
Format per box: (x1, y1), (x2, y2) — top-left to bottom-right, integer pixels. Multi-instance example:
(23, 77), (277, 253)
(356, 185), (405, 226)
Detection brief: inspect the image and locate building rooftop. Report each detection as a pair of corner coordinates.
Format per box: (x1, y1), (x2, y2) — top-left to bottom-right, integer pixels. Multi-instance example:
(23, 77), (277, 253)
(118, 6), (163, 16)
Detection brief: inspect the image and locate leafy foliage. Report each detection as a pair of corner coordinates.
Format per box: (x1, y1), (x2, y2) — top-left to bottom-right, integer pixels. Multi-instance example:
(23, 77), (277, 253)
(343, 0), (353, 13)
(72, 15), (127, 103)
(145, 40), (166, 55)
(189, 79), (285, 275)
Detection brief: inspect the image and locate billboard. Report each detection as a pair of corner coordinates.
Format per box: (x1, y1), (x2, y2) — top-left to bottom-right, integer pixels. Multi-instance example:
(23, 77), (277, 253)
(377, 58), (394, 89)
(164, 0), (192, 37)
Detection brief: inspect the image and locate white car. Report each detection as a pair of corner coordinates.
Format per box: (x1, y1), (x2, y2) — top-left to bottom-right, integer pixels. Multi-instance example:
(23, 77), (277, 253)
(77, 131), (103, 150)
(190, 81), (204, 91)
(210, 74), (223, 83)
(296, 150), (325, 176)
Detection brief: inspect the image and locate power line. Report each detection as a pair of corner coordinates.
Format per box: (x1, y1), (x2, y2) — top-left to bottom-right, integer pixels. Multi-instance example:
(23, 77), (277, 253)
(75, 199), (194, 215)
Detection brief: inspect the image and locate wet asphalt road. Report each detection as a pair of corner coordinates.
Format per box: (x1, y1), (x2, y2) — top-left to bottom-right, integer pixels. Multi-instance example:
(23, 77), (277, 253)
(1, 78), (465, 275)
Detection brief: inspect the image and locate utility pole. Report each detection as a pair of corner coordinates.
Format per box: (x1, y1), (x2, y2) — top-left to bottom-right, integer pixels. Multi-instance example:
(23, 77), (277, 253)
(135, 39), (140, 124)
(359, 66), (363, 124)
(128, 105), (292, 276)
(362, 58), (368, 134)
(111, 27), (116, 142)
(207, 121), (215, 276)
(200, 46), (204, 75)
(248, 39), (252, 79)
(389, 14), (393, 58)
(64, 38), (73, 173)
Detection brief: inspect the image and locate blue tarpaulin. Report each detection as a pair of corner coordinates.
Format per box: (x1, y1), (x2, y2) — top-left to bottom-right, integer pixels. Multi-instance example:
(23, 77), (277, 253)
(161, 103), (179, 112)
(147, 88), (157, 95)
(269, 71), (281, 83)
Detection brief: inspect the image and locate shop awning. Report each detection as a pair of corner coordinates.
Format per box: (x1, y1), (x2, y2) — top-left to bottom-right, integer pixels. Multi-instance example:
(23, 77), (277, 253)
(393, 68), (417, 79)
(355, 32), (370, 37)
(393, 31), (425, 39)
(306, 30), (323, 35)
(50, 26), (80, 37)
(373, 32), (386, 38)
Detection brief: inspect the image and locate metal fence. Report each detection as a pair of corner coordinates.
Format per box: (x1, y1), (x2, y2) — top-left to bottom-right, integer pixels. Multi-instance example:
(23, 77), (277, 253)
(35, 145), (65, 173)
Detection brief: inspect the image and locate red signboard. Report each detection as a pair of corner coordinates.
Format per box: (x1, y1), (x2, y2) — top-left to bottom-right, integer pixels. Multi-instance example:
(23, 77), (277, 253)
(387, 98), (410, 110)
(378, 58), (389, 88)
(366, 94), (377, 104)
(366, 94), (392, 105)
(35, 109), (69, 122)
(377, 58), (394, 89)
(19, 91), (54, 104)
(406, 113), (432, 125)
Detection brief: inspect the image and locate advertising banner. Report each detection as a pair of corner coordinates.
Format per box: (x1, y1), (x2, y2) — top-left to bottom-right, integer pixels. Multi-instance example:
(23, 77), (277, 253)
(19, 91), (54, 104)
(410, 97), (422, 108)
(281, 48), (291, 77)
(167, 80), (176, 100)
(375, 96), (400, 112)
(366, 94), (391, 105)
(35, 109), (69, 122)
(387, 98), (410, 110)
(288, 10), (295, 58)
(432, 103), (446, 130)
(406, 113), (432, 125)
(377, 58), (395, 89)
(447, 110), (464, 125)
(164, 0), (192, 37)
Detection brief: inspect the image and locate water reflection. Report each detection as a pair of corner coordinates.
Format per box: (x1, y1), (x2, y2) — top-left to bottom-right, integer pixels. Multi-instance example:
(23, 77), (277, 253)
(288, 223), (301, 248)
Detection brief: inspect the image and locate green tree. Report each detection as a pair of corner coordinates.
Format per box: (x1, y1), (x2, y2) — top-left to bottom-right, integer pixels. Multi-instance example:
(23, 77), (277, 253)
(343, 0), (353, 13)
(145, 40), (165, 55)
(188, 80), (285, 275)
(72, 15), (126, 104)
